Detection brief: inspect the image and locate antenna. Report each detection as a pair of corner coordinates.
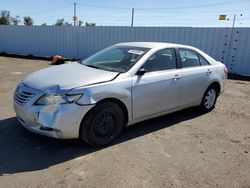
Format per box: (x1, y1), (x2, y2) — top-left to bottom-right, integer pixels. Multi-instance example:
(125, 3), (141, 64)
(131, 8), (134, 27)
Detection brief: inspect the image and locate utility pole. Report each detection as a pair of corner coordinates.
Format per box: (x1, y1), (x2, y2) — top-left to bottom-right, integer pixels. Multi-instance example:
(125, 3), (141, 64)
(226, 14), (243, 72)
(223, 14), (236, 71)
(219, 13), (242, 72)
(131, 8), (134, 27)
(73, 3), (77, 26)
(232, 14), (236, 28)
(227, 14), (237, 62)
(228, 14), (236, 48)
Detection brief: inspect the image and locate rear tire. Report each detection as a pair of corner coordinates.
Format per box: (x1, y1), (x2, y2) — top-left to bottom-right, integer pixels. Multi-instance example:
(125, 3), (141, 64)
(80, 101), (125, 147)
(200, 85), (218, 113)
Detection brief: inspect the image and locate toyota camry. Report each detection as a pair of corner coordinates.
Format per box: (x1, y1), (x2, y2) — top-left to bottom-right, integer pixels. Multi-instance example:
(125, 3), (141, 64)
(13, 42), (227, 146)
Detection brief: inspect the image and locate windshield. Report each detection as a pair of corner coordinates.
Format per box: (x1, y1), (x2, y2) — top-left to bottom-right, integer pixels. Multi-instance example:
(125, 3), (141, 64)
(80, 46), (150, 73)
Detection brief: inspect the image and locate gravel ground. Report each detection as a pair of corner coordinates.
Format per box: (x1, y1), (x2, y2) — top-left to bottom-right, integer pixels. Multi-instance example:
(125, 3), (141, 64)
(0, 56), (249, 188)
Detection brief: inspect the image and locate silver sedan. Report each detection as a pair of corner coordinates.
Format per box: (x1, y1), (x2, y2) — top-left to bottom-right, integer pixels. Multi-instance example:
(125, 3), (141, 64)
(13, 42), (227, 146)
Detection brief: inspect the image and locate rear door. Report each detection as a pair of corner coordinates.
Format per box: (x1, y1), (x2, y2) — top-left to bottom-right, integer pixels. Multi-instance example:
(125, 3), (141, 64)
(177, 48), (210, 107)
(132, 48), (182, 120)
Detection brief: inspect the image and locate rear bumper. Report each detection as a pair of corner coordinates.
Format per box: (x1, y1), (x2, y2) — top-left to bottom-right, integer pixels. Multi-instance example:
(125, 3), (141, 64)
(220, 77), (227, 94)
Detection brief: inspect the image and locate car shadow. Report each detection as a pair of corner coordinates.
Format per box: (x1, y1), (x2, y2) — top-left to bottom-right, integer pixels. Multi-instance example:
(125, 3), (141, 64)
(0, 107), (203, 175)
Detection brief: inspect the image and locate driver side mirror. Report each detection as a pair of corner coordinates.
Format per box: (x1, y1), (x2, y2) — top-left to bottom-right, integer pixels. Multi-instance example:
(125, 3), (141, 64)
(137, 67), (146, 75)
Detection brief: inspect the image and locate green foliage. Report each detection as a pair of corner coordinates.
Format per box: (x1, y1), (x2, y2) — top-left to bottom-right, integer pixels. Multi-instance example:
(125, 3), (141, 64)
(23, 16), (34, 25)
(85, 22), (96, 27)
(0, 10), (11, 25)
(54, 18), (72, 26)
(0, 10), (95, 27)
(11, 16), (21, 25)
(55, 18), (64, 26)
(78, 20), (84, 26)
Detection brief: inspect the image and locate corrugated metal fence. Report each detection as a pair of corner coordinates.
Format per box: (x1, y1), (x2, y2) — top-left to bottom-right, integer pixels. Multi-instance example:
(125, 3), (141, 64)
(0, 25), (249, 76)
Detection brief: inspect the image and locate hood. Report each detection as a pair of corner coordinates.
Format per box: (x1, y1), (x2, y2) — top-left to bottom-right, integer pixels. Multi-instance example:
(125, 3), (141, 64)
(23, 62), (118, 91)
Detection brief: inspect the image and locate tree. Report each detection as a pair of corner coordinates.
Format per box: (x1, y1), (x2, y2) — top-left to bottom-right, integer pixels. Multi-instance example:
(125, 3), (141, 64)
(11, 15), (21, 25)
(85, 22), (96, 27)
(64, 22), (72, 26)
(55, 18), (72, 26)
(0, 10), (11, 25)
(78, 20), (83, 26)
(23, 16), (34, 25)
(55, 18), (65, 26)
(41, 23), (47, 26)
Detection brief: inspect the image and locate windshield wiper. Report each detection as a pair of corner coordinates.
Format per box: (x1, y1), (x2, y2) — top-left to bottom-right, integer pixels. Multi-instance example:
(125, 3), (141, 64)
(81, 63), (121, 73)
(83, 64), (101, 70)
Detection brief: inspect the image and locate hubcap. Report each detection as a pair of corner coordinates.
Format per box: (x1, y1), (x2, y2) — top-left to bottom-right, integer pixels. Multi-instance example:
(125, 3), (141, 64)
(95, 112), (115, 137)
(204, 89), (216, 109)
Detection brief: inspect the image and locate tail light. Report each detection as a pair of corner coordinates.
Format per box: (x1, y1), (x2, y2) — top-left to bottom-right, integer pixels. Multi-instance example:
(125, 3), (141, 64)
(224, 67), (228, 77)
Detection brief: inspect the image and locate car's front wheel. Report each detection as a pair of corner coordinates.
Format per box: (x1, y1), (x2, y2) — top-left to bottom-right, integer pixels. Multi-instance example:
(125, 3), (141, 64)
(200, 85), (218, 112)
(80, 101), (125, 147)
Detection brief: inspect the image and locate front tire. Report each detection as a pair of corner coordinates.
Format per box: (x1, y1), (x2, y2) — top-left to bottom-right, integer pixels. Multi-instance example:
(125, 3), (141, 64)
(80, 101), (125, 147)
(200, 86), (218, 113)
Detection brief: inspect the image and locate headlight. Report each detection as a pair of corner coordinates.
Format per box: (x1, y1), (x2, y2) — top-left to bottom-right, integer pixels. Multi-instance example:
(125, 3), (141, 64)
(35, 93), (83, 105)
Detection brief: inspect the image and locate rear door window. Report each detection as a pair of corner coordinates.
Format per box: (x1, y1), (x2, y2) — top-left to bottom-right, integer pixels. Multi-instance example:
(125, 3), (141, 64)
(179, 49), (200, 68)
(199, 55), (210, 66)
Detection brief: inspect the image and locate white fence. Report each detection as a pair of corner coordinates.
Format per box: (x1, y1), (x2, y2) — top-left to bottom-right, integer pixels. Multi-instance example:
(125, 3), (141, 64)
(0, 25), (249, 76)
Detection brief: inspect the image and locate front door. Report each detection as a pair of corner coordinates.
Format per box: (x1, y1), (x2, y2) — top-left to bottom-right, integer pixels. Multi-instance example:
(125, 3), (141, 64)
(132, 48), (182, 120)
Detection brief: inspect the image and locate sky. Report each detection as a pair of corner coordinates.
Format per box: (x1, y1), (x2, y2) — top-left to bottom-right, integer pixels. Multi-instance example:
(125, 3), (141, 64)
(1, 0), (250, 27)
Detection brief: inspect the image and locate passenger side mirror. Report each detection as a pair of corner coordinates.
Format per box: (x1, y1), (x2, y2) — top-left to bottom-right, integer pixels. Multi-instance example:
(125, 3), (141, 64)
(137, 67), (146, 75)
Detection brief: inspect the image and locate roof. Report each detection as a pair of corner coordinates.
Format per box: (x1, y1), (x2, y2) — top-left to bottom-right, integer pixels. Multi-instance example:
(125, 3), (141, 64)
(115, 42), (218, 65)
(115, 42), (194, 49)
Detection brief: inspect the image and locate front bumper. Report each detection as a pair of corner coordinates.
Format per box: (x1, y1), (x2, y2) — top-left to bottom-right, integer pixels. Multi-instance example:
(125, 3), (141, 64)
(13, 83), (94, 139)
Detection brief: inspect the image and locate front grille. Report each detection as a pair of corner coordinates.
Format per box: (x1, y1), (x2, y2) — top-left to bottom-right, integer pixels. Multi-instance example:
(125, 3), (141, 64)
(14, 89), (34, 105)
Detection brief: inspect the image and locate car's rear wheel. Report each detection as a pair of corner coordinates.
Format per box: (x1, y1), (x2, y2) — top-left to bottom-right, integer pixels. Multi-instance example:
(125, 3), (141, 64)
(80, 101), (125, 147)
(200, 85), (218, 113)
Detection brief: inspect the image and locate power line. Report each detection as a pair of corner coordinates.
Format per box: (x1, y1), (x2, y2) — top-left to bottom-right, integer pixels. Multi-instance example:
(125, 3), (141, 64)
(78, 0), (247, 10)
(19, 6), (250, 17)
(135, 7), (250, 14)
(20, 5), (71, 15)
(138, 0), (248, 10)
(5, 1), (249, 27)
(78, 3), (130, 10)
(238, 17), (250, 20)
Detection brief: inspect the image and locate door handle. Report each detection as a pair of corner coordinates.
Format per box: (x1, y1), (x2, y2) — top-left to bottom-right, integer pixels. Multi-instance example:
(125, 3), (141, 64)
(173, 74), (181, 81)
(206, 69), (212, 75)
